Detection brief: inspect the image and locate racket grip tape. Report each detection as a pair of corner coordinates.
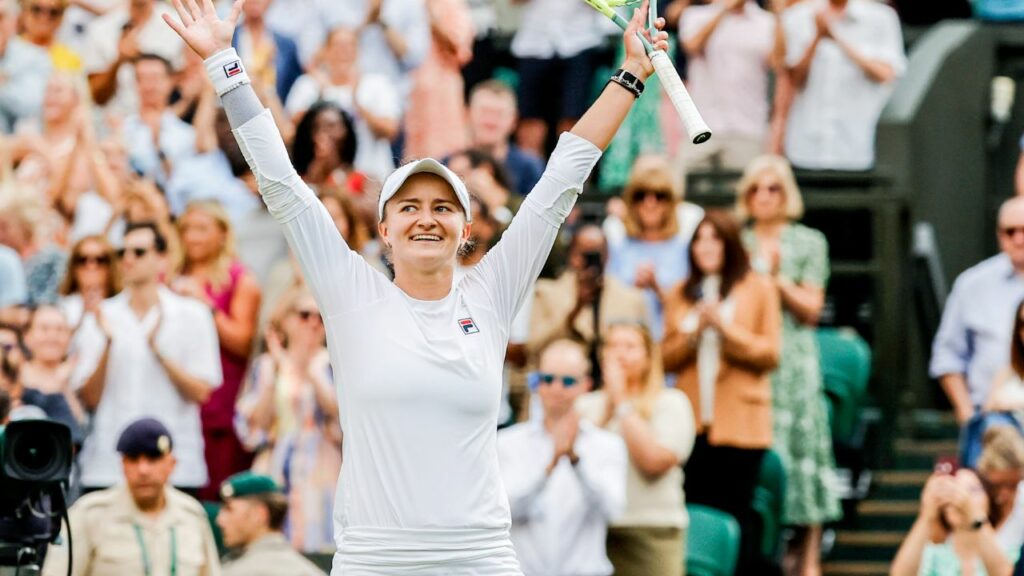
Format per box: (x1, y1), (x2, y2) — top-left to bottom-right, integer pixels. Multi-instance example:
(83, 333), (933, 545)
(649, 51), (712, 144)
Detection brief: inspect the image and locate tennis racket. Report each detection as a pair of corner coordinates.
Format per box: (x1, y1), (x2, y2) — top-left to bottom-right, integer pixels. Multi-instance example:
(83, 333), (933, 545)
(584, 0), (712, 144)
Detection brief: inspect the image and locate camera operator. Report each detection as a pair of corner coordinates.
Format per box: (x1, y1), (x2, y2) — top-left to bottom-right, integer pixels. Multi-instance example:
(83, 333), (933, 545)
(42, 418), (220, 576)
(528, 225), (649, 387)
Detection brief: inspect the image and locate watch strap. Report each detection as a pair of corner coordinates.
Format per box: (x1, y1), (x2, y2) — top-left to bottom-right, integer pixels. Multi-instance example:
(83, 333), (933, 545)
(608, 68), (645, 99)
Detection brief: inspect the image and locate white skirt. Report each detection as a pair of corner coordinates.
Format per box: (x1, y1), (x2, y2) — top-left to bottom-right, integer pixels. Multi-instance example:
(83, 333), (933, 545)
(331, 526), (523, 575)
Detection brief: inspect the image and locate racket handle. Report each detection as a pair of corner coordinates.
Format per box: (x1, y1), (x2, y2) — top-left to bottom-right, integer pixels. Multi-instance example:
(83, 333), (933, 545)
(649, 51), (712, 145)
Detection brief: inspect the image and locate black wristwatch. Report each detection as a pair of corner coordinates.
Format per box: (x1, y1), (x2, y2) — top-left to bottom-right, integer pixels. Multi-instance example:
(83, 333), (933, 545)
(608, 68), (645, 99)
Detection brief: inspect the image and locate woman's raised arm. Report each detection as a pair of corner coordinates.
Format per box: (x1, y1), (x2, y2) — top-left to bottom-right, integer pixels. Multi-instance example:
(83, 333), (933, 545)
(164, 0), (389, 317)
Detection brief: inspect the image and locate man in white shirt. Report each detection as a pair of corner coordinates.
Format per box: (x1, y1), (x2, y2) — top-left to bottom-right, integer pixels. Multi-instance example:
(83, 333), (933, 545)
(72, 221), (221, 492)
(782, 0), (905, 170)
(123, 53), (196, 188)
(498, 338), (627, 576)
(82, 0), (183, 114)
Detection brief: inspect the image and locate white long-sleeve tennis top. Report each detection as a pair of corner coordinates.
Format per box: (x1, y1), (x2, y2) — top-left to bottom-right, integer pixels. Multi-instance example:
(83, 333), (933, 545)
(231, 109), (602, 573)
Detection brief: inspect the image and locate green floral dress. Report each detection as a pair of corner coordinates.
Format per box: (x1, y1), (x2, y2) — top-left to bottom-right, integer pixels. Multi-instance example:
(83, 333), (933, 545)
(743, 223), (843, 526)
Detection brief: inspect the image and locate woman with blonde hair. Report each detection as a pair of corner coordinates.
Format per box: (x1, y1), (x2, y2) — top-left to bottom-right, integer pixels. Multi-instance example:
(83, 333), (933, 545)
(0, 191), (67, 305)
(736, 154), (841, 575)
(662, 210), (781, 574)
(173, 199), (262, 500)
(977, 426), (1024, 553)
(606, 155), (702, 340)
(577, 322), (695, 575)
(236, 286), (341, 552)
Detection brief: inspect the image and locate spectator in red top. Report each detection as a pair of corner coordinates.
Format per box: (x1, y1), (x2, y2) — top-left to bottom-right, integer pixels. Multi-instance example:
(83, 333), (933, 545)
(173, 200), (262, 500)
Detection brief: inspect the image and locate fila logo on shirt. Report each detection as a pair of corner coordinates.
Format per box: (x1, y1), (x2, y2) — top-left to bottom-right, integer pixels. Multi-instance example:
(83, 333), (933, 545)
(223, 61), (243, 78)
(458, 318), (480, 335)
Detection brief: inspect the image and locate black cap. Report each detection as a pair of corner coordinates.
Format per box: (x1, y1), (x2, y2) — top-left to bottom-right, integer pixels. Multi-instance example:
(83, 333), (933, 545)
(116, 418), (173, 458)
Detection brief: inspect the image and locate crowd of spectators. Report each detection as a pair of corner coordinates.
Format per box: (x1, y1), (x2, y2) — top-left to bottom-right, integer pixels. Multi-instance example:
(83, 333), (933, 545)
(3, 0), (1022, 574)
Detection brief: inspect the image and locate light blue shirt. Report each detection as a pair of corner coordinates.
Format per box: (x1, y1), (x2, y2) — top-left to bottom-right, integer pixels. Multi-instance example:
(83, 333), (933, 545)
(0, 245), (27, 307)
(0, 38), (51, 134)
(930, 254), (1024, 406)
(123, 111), (196, 188)
(165, 151), (260, 225)
(606, 235), (691, 341)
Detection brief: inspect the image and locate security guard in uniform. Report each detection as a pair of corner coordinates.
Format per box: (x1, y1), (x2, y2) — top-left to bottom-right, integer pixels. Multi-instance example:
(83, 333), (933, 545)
(42, 418), (221, 576)
(216, 472), (324, 575)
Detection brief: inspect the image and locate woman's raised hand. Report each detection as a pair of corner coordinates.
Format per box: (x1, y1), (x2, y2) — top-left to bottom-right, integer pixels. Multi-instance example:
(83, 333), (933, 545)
(163, 0), (244, 60)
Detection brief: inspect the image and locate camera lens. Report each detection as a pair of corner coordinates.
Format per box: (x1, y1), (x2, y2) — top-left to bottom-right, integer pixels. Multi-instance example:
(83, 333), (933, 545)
(3, 422), (71, 483)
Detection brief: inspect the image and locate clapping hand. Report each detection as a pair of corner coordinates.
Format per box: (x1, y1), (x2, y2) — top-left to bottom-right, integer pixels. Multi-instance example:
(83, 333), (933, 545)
(550, 411), (580, 460)
(163, 0), (244, 60)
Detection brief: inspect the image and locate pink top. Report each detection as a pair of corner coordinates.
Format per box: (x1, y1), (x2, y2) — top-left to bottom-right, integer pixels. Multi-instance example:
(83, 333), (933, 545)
(681, 2), (776, 138)
(201, 260), (250, 430)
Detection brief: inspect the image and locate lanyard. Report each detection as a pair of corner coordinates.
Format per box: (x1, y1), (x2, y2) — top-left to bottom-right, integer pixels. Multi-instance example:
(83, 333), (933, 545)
(133, 523), (177, 576)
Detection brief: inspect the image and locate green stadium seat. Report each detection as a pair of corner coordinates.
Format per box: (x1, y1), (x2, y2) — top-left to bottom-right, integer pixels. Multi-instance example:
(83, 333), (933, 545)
(752, 449), (786, 561)
(816, 328), (872, 445)
(201, 501), (227, 557)
(686, 504), (740, 576)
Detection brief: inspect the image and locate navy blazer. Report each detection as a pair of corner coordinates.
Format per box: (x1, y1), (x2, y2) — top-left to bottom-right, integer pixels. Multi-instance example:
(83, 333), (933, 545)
(231, 27), (303, 103)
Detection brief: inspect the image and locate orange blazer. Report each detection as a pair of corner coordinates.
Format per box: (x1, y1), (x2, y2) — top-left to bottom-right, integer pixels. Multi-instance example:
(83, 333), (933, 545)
(662, 272), (781, 450)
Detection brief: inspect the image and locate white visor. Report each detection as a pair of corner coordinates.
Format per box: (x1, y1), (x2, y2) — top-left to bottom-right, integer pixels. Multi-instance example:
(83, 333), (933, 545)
(377, 158), (473, 223)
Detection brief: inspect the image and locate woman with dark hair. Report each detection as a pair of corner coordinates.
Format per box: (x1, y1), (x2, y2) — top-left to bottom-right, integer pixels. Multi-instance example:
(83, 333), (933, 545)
(58, 234), (120, 329)
(447, 148), (515, 226)
(662, 210), (781, 574)
(290, 101), (361, 190)
(985, 299), (1024, 414)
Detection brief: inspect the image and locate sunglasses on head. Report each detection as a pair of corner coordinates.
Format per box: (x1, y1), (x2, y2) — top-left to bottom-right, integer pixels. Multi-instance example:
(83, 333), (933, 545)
(116, 246), (150, 259)
(74, 254), (110, 267)
(28, 4), (63, 18)
(632, 189), (671, 203)
(1002, 226), (1024, 239)
(530, 372), (580, 388)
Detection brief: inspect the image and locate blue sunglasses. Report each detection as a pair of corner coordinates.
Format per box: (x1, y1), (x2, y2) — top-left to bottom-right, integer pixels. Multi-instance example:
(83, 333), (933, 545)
(529, 372), (580, 390)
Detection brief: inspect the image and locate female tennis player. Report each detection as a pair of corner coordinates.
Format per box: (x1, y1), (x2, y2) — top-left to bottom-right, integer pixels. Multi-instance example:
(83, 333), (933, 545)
(165, 0), (668, 573)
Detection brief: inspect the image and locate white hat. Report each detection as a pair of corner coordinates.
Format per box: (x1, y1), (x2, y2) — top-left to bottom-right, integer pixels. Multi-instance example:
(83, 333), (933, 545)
(378, 158), (472, 223)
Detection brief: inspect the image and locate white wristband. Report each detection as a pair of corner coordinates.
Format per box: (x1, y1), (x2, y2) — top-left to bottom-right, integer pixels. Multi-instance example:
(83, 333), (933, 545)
(204, 47), (251, 97)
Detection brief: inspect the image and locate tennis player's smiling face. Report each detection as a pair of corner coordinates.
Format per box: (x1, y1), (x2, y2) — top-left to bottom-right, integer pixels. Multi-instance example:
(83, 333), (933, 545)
(380, 173), (471, 274)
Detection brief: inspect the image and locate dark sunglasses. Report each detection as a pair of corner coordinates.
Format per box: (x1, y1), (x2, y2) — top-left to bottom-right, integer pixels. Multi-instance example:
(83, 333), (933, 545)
(294, 309), (321, 322)
(1002, 226), (1024, 239)
(28, 4), (63, 18)
(74, 254), (111, 267)
(531, 372), (580, 388)
(631, 189), (671, 203)
(116, 246), (150, 259)
(747, 183), (784, 196)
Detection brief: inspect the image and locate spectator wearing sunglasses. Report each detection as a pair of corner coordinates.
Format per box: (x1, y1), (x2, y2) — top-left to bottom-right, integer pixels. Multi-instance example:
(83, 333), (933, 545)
(932, 197), (1024, 428)
(235, 287), (340, 553)
(19, 0), (81, 71)
(577, 322), (696, 576)
(497, 338), (627, 576)
(71, 221), (222, 494)
(58, 235), (120, 330)
(606, 156), (703, 341)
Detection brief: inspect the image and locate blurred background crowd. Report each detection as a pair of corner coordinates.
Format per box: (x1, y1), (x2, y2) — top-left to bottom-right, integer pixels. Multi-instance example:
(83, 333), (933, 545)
(2, 0), (1024, 574)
